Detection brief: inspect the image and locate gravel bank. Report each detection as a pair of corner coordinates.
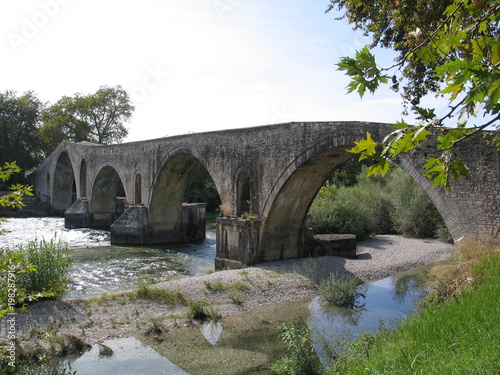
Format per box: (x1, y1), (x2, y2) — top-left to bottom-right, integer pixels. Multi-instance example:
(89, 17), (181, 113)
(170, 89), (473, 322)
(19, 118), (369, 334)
(1, 235), (453, 347)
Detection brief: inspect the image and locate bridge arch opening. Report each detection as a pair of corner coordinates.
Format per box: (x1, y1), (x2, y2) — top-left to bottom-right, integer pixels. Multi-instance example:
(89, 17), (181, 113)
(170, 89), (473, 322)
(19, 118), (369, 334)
(259, 147), (452, 263)
(148, 152), (220, 244)
(89, 165), (126, 228)
(259, 147), (354, 262)
(52, 151), (76, 215)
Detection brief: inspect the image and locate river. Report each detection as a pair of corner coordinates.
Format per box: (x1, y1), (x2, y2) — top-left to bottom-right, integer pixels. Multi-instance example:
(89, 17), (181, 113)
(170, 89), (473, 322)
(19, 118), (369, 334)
(1, 217), (429, 374)
(0, 216), (216, 299)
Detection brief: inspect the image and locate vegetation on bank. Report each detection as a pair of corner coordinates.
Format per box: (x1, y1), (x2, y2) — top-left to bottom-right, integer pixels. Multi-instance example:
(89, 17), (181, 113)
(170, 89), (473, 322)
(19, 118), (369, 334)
(271, 241), (500, 374)
(308, 163), (452, 241)
(0, 238), (73, 317)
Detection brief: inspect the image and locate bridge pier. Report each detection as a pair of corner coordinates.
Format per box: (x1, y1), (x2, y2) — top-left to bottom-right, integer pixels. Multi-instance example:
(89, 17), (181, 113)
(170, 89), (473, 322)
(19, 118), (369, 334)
(110, 203), (207, 245)
(215, 217), (261, 269)
(64, 199), (90, 229)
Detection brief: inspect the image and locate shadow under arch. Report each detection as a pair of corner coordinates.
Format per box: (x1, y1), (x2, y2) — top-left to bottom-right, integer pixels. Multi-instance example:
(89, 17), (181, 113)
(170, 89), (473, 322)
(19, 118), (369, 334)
(52, 151), (76, 215)
(148, 149), (221, 244)
(259, 145), (354, 262)
(89, 165), (126, 227)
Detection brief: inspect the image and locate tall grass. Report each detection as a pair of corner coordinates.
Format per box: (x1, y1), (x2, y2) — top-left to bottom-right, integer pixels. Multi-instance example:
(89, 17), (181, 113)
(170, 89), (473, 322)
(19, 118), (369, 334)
(16, 238), (73, 300)
(318, 273), (366, 308)
(325, 244), (500, 374)
(270, 322), (321, 375)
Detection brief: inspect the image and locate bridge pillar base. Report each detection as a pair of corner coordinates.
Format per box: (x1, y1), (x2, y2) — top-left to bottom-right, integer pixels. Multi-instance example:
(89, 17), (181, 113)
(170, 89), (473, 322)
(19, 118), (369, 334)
(64, 199), (90, 229)
(110, 205), (148, 245)
(215, 217), (261, 269)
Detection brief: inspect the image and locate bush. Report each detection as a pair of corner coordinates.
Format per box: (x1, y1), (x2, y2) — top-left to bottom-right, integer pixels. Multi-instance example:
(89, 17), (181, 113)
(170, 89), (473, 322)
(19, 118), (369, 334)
(0, 238), (73, 316)
(308, 184), (376, 240)
(318, 273), (366, 308)
(270, 322), (320, 375)
(15, 238), (73, 300)
(308, 165), (452, 240)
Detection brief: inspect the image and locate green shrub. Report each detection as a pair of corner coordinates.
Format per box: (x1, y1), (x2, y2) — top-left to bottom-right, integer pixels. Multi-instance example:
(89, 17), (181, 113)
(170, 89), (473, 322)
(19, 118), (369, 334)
(15, 238), (73, 300)
(318, 273), (366, 308)
(130, 281), (185, 305)
(308, 165), (452, 240)
(308, 184), (376, 240)
(270, 322), (320, 375)
(0, 248), (37, 317)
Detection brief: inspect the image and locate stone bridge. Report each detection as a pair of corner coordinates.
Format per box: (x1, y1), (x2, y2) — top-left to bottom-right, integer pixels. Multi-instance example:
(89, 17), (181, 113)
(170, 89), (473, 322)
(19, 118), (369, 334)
(29, 122), (500, 268)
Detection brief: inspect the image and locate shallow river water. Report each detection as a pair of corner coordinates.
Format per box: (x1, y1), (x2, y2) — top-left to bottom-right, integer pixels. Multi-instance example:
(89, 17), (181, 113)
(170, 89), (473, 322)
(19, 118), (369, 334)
(0, 217), (216, 299)
(1, 217), (429, 374)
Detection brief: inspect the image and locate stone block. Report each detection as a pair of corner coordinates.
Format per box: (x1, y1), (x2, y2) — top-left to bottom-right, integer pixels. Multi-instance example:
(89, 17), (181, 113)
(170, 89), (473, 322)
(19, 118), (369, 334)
(312, 234), (357, 258)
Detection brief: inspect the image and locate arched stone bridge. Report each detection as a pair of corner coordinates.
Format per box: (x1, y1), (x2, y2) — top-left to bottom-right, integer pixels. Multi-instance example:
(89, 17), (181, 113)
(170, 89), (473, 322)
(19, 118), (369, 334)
(29, 122), (500, 268)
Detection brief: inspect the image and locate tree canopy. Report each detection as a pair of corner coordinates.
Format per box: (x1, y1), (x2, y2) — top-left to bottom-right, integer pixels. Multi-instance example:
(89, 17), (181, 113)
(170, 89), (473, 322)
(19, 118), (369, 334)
(0, 91), (44, 176)
(329, 0), (500, 189)
(41, 85), (134, 154)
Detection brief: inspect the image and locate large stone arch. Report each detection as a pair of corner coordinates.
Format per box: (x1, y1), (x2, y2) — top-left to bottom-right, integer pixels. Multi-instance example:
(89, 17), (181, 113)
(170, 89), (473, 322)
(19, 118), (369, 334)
(259, 142), (354, 262)
(89, 164), (126, 227)
(52, 151), (76, 214)
(147, 148), (220, 243)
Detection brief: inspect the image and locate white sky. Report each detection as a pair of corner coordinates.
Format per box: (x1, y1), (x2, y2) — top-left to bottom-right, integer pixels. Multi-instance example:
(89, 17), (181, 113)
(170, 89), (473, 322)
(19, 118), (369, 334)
(1, 0), (426, 142)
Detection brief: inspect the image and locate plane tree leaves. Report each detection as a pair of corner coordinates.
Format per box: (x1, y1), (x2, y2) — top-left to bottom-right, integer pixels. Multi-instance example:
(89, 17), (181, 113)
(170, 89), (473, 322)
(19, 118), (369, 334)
(329, 0), (500, 189)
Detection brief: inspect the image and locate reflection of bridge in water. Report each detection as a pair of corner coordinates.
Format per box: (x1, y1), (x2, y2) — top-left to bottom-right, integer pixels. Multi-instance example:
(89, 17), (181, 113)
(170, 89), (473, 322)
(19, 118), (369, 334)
(29, 122), (500, 268)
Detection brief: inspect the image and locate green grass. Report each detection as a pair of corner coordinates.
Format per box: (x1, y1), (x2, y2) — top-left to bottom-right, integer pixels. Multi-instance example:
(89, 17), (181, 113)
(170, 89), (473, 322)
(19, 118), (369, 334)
(130, 281), (186, 305)
(326, 246), (500, 374)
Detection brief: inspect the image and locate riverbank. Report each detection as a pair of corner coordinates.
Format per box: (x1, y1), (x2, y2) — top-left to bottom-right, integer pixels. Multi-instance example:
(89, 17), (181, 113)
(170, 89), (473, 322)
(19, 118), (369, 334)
(1, 235), (453, 351)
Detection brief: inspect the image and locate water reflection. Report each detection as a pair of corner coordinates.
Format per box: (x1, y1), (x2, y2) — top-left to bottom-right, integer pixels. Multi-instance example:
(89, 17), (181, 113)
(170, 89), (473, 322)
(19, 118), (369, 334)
(308, 271), (427, 367)
(67, 337), (189, 375)
(202, 321), (224, 345)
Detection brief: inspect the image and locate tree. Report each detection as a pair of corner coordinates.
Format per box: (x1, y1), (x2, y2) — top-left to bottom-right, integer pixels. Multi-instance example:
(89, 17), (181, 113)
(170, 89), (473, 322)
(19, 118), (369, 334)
(40, 85), (134, 154)
(329, 0), (500, 189)
(0, 90), (44, 178)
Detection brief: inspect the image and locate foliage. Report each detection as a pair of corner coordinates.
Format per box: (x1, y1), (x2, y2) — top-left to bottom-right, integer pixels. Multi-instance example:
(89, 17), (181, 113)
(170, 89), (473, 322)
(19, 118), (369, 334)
(40, 85), (134, 154)
(130, 281), (186, 305)
(0, 90), (44, 176)
(325, 243), (500, 374)
(183, 164), (221, 211)
(318, 273), (366, 308)
(0, 162), (33, 211)
(329, 0), (500, 189)
(0, 248), (37, 317)
(308, 165), (451, 240)
(386, 168), (444, 238)
(15, 238), (73, 300)
(270, 322), (320, 375)
(308, 183), (377, 240)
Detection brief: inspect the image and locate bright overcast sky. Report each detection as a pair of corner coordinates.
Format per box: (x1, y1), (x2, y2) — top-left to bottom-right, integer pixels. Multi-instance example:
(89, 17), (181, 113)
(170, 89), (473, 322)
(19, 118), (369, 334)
(1, 0), (412, 142)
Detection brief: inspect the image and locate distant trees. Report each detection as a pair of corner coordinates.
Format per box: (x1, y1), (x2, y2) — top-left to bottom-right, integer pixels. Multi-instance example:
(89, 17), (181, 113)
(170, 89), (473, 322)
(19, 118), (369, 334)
(0, 91), (44, 177)
(40, 85), (134, 154)
(0, 86), (134, 180)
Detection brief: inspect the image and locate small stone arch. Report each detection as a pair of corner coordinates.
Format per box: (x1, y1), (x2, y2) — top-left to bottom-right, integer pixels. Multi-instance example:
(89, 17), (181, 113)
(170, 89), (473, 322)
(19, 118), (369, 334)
(80, 159), (87, 198)
(135, 173), (142, 204)
(236, 171), (251, 216)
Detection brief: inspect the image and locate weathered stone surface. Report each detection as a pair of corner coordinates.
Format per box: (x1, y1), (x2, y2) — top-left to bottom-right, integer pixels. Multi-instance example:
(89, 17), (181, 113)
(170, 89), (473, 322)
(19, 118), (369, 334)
(312, 234), (357, 258)
(64, 199), (90, 229)
(27, 122), (500, 268)
(110, 205), (148, 245)
(216, 217), (260, 269)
